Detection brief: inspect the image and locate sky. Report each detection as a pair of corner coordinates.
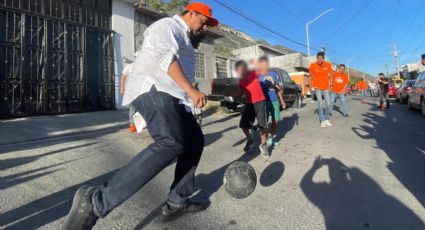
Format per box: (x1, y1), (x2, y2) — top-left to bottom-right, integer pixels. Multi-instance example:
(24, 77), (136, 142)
(207, 0), (425, 76)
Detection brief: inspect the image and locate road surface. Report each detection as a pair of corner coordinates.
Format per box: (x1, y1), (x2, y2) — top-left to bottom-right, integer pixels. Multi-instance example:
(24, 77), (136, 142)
(1, 96), (425, 230)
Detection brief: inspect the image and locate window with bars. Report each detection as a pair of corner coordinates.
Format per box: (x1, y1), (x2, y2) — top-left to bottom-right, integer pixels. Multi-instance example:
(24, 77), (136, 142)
(216, 56), (228, 78)
(195, 52), (205, 79)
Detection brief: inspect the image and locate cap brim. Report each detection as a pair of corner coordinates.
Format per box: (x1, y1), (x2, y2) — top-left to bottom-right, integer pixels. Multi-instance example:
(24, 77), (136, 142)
(207, 17), (219, 27)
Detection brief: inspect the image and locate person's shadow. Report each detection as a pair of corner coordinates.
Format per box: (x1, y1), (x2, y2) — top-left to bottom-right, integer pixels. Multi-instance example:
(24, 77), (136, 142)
(300, 157), (424, 230)
(269, 113), (299, 154)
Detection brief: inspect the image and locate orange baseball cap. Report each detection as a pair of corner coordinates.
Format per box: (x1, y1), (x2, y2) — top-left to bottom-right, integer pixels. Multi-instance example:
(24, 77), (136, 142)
(186, 2), (219, 27)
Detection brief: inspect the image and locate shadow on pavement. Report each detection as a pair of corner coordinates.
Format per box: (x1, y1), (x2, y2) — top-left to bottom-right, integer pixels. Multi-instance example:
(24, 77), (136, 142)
(0, 125), (124, 154)
(0, 170), (117, 229)
(0, 142), (98, 170)
(201, 113), (240, 127)
(352, 111), (425, 209)
(204, 126), (238, 147)
(0, 158), (86, 190)
(300, 157), (424, 229)
(269, 113), (299, 155)
(259, 161), (285, 187)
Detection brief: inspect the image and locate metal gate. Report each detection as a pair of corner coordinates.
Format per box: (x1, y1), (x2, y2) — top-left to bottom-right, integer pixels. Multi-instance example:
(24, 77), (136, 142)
(0, 0), (114, 118)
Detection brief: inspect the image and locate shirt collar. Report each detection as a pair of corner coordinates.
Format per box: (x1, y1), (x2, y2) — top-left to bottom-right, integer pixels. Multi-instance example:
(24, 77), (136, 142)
(173, 15), (190, 34)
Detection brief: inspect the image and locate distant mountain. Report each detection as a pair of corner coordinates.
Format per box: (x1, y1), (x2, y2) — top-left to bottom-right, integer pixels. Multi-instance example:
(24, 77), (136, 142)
(256, 39), (297, 55)
(213, 24), (256, 56)
(213, 24), (297, 57)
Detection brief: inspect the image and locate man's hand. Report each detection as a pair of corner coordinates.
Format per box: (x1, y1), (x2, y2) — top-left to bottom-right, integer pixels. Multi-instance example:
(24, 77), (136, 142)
(188, 88), (207, 108)
(120, 86), (125, 96)
(312, 155), (322, 170)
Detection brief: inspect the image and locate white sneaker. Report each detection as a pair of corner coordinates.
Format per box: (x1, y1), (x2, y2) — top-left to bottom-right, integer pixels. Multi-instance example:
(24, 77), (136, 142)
(259, 144), (270, 159)
(320, 121), (326, 128)
(325, 120), (332, 127)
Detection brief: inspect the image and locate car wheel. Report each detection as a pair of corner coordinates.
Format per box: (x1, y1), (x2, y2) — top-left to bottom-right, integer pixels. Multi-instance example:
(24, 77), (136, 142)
(407, 97), (414, 110)
(421, 97), (425, 117)
(402, 96), (407, 104)
(293, 92), (302, 108)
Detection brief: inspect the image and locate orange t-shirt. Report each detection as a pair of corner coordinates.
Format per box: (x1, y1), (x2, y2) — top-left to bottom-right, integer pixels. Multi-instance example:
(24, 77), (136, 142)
(358, 80), (368, 90)
(309, 61), (332, 90)
(332, 72), (349, 93)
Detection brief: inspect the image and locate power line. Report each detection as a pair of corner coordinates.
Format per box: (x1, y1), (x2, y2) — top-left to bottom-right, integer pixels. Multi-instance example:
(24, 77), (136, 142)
(211, 0), (316, 50)
(323, 0), (374, 42)
(323, 0), (347, 45)
(402, 37), (425, 64)
(398, 0), (425, 45)
(387, 0), (401, 42)
(212, 0), (375, 74)
(272, 0), (326, 45)
(279, 0), (321, 27)
(336, 1), (400, 44)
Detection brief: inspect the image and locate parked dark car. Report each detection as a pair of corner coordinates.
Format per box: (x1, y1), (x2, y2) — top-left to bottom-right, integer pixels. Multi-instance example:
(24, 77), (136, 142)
(407, 71), (425, 117)
(396, 80), (415, 103)
(209, 68), (303, 112)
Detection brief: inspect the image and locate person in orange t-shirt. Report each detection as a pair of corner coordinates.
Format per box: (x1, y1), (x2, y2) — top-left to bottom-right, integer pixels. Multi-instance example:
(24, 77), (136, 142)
(309, 51), (333, 128)
(358, 78), (368, 103)
(330, 64), (350, 117)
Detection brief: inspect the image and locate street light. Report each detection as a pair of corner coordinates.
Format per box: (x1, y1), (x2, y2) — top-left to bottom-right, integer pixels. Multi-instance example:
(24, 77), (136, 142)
(306, 8), (334, 66)
(347, 55), (358, 79)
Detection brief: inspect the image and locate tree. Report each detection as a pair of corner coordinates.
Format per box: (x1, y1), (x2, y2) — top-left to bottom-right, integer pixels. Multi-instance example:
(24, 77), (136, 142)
(150, 0), (190, 15)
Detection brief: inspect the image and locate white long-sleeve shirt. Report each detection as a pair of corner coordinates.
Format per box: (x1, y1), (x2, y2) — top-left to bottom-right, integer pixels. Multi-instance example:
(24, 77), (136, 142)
(122, 15), (195, 106)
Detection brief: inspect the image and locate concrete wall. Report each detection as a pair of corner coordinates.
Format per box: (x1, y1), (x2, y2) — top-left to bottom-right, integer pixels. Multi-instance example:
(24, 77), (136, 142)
(233, 45), (285, 61)
(232, 46), (257, 61)
(270, 53), (309, 73)
(112, 0), (135, 108)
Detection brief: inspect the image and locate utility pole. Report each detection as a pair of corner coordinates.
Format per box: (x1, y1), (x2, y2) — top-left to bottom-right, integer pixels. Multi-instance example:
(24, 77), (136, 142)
(392, 43), (401, 79)
(305, 8), (334, 65)
(385, 63), (389, 76)
(347, 55), (358, 80)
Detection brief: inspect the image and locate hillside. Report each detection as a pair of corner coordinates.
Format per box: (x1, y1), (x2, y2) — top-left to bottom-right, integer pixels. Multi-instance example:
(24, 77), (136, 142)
(214, 24), (297, 57)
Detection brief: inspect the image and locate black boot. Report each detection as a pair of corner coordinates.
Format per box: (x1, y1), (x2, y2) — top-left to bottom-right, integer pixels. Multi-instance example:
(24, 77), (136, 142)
(158, 201), (209, 222)
(63, 186), (99, 230)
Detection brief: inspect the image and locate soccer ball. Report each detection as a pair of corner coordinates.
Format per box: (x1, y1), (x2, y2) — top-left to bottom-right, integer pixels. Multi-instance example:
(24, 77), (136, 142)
(223, 161), (257, 199)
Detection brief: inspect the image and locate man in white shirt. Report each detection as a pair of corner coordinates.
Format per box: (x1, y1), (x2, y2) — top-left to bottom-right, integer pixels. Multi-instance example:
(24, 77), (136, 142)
(63, 2), (218, 229)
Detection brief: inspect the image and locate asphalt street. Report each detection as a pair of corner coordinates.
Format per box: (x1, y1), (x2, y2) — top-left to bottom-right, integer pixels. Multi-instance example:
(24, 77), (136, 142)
(1, 95), (425, 230)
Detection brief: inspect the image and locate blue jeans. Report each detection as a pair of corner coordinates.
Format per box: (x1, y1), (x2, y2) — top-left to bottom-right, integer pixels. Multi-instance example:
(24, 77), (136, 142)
(92, 86), (204, 217)
(330, 93), (349, 115)
(361, 90), (366, 98)
(315, 89), (331, 122)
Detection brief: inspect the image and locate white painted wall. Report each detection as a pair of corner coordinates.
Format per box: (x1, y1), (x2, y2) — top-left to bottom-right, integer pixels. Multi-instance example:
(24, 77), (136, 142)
(112, 0), (135, 108)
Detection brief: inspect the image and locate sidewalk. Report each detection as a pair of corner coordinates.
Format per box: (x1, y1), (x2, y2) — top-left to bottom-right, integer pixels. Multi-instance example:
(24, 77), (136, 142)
(0, 110), (129, 145)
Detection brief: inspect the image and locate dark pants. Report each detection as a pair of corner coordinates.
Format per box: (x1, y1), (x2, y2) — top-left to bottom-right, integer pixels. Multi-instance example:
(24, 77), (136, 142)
(92, 86), (204, 218)
(380, 91), (390, 108)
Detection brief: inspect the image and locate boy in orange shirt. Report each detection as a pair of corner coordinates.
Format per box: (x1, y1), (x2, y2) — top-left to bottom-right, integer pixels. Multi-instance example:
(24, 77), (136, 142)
(309, 52), (333, 128)
(330, 64), (350, 117)
(358, 78), (368, 103)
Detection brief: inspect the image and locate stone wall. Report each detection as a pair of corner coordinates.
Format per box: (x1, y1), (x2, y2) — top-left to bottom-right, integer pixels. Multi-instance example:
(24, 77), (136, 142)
(134, 11), (157, 51)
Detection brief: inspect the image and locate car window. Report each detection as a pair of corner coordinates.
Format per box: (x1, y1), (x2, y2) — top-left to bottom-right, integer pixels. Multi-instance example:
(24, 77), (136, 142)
(279, 69), (292, 82)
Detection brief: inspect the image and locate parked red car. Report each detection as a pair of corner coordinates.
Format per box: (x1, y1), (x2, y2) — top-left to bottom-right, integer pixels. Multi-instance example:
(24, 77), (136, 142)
(388, 83), (397, 97)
